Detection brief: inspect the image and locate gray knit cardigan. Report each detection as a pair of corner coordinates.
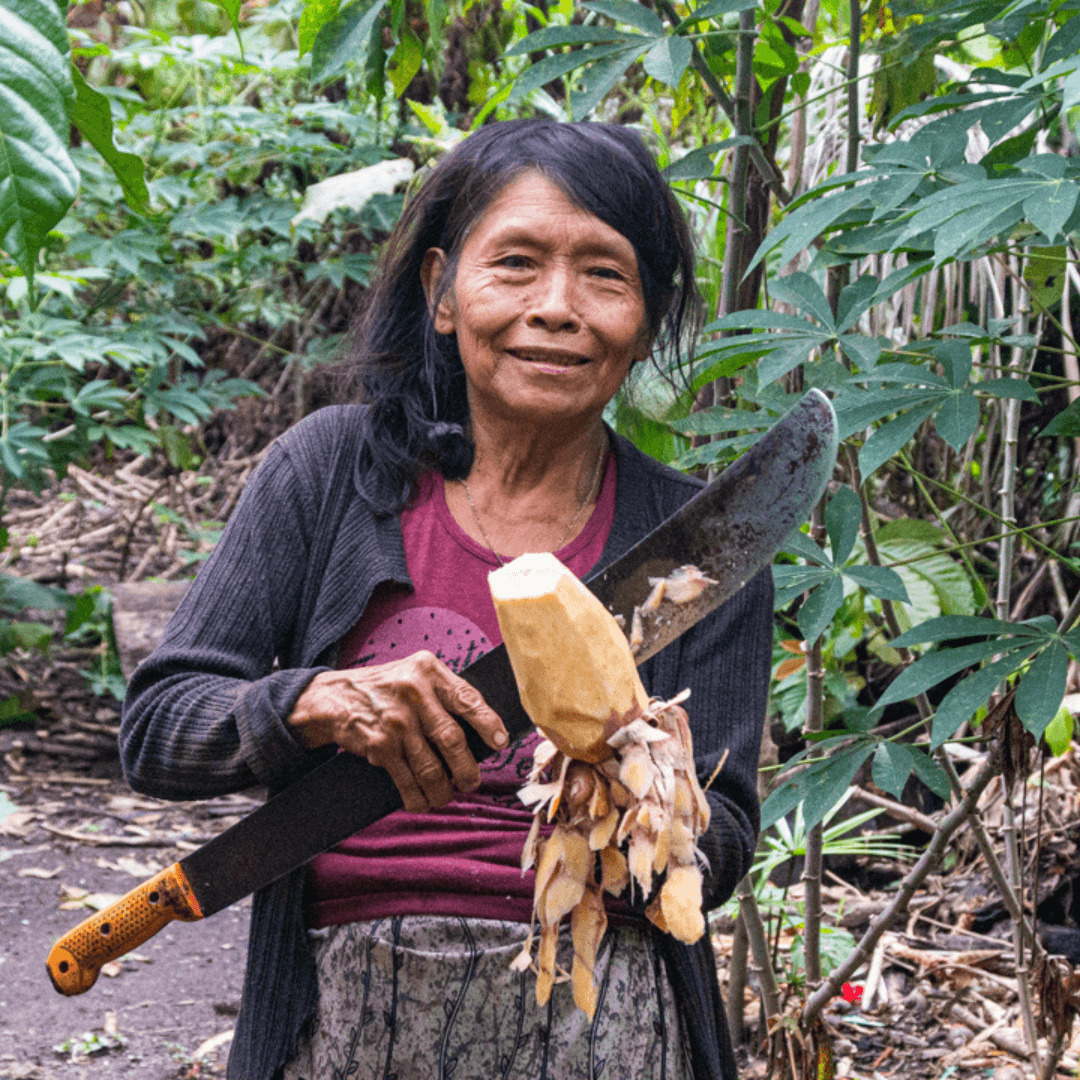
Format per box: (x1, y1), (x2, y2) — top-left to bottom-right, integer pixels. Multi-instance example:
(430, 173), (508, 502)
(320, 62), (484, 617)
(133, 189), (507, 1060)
(119, 405), (773, 1080)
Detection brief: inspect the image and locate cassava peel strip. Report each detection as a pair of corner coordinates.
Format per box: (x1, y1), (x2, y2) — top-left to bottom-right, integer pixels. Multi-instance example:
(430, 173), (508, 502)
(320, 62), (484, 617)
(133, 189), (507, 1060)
(490, 553), (716, 1019)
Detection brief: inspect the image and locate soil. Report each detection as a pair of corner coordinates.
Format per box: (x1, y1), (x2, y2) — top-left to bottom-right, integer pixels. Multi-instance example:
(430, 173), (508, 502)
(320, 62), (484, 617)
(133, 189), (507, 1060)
(0, 762), (254, 1080)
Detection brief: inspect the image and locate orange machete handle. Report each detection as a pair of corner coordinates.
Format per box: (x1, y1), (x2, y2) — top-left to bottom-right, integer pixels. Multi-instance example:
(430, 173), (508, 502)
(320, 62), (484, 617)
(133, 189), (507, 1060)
(46, 862), (203, 995)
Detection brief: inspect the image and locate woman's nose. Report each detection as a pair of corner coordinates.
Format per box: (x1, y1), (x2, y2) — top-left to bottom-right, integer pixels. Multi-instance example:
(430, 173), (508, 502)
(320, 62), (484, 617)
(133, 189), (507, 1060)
(524, 268), (581, 332)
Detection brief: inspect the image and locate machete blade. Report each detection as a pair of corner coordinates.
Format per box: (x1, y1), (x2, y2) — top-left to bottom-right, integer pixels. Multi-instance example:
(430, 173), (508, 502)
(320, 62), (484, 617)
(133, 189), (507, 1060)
(46, 389), (837, 996)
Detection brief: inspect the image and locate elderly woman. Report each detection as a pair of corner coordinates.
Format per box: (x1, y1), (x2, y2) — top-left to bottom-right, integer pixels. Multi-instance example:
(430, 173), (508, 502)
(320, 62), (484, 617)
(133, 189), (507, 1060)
(120, 120), (772, 1080)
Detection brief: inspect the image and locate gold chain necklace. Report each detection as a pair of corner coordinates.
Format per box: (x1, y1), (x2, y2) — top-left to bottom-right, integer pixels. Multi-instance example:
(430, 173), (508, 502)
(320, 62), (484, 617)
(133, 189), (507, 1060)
(461, 439), (606, 567)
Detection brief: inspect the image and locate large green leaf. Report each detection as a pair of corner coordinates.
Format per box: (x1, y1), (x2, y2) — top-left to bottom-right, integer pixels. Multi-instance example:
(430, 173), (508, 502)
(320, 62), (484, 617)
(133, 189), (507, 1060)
(0, 0), (80, 279)
(1015, 640), (1070, 739)
(877, 638), (1014, 708)
(299, 0), (343, 56)
(69, 68), (148, 214)
(582, 0), (664, 35)
(642, 35), (691, 87)
(310, 0), (387, 84)
(930, 650), (1029, 748)
(387, 25), (423, 98)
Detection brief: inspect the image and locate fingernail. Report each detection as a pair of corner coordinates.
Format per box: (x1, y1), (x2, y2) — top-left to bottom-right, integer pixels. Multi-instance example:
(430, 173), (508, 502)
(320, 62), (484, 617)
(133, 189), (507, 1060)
(494, 730), (508, 747)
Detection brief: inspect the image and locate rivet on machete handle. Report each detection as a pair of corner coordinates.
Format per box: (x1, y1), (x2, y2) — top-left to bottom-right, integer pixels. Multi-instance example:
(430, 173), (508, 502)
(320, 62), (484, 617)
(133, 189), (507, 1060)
(46, 862), (203, 995)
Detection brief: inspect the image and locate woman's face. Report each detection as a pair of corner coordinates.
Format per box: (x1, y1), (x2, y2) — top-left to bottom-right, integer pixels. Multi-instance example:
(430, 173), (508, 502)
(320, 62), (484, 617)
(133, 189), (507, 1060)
(425, 172), (650, 433)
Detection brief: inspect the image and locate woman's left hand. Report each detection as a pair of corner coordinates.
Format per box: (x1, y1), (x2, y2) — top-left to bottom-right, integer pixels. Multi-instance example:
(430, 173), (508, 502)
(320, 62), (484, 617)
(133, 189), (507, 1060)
(288, 652), (509, 812)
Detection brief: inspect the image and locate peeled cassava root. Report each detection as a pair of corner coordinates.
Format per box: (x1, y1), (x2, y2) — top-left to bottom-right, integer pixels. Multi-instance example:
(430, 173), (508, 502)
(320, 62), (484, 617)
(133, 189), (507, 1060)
(488, 553), (712, 1019)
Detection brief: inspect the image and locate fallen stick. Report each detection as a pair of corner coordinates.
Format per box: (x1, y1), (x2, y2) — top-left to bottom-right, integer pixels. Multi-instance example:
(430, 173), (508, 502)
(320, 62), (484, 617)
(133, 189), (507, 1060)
(850, 785), (938, 833)
(949, 1002), (1031, 1060)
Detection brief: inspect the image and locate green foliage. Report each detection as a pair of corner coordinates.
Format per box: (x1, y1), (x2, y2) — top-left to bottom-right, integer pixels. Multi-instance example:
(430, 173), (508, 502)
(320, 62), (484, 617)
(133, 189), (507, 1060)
(0, 0), (80, 282)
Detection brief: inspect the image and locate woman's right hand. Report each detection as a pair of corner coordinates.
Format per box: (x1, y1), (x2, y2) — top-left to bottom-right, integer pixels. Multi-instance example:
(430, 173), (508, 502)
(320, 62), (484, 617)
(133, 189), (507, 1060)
(288, 651), (509, 813)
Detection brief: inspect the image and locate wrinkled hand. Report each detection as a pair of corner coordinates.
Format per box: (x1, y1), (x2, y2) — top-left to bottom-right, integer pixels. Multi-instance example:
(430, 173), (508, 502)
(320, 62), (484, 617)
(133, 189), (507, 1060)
(289, 652), (508, 813)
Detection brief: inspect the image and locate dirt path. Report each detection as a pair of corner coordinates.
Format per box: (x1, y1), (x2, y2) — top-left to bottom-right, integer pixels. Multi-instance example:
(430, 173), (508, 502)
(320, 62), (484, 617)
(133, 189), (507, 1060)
(0, 774), (253, 1080)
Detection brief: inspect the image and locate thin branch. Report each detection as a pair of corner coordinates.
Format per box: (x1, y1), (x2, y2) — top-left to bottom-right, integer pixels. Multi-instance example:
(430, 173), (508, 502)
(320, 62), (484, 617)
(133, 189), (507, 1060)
(802, 747), (1002, 1024)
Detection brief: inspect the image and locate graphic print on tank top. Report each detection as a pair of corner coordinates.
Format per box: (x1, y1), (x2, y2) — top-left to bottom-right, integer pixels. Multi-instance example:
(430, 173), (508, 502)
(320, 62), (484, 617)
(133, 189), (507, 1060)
(350, 607), (492, 676)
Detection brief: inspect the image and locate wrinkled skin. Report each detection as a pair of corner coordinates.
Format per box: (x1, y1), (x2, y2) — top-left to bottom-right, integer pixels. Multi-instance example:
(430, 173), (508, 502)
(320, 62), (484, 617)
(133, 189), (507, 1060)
(290, 651), (508, 813)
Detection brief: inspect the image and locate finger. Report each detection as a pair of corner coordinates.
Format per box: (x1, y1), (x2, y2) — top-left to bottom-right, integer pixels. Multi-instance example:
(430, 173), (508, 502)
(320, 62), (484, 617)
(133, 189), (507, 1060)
(377, 753), (431, 815)
(401, 727), (454, 808)
(433, 670), (509, 752)
(415, 702), (482, 795)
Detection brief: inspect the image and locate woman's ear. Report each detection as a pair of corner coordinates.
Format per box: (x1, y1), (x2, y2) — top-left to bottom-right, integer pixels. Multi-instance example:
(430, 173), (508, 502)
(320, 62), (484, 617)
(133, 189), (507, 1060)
(420, 248), (456, 335)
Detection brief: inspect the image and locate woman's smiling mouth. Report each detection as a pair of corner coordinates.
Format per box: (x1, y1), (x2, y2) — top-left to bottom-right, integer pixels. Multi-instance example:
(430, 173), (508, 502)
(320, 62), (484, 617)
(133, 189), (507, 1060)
(509, 348), (591, 367)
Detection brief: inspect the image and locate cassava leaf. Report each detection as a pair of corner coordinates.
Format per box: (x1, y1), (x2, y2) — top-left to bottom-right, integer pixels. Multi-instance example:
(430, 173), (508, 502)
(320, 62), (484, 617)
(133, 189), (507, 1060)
(1015, 640), (1069, 740)
(825, 485), (861, 566)
(872, 741), (914, 800)
(858, 400), (939, 479)
(642, 36), (691, 86)
(930, 650), (1030, 748)
(878, 639), (1017, 708)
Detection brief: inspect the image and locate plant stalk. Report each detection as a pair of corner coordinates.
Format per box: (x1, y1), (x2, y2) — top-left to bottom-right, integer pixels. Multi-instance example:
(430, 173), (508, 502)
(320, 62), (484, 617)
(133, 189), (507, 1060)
(802, 501), (827, 990)
(736, 874), (782, 1025)
(845, 0), (861, 174)
(657, 0), (791, 206)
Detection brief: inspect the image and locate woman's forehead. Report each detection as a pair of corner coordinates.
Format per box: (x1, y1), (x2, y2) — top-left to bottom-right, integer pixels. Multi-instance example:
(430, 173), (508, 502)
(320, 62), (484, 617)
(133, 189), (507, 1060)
(463, 173), (636, 256)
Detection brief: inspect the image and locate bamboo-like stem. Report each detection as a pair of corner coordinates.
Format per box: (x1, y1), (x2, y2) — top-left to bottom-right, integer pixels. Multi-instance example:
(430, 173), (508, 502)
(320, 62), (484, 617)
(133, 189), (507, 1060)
(736, 875), (782, 1024)
(1038, 1032), (1066, 1080)
(996, 338), (1024, 622)
(845, 0), (860, 174)
(718, 8), (755, 323)
(802, 746), (1003, 1024)
(786, 0), (821, 196)
(1003, 794), (1043, 1070)
(802, 501), (826, 990)
(727, 910), (749, 1044)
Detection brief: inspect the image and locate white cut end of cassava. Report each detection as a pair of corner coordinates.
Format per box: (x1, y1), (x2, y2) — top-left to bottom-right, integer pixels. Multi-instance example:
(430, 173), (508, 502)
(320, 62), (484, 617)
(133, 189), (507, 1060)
(490, 552), (649, 763)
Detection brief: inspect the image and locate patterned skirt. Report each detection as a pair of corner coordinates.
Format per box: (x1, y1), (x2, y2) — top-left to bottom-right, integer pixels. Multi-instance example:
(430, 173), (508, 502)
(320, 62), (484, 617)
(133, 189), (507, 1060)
(282, 915), (692, 1080)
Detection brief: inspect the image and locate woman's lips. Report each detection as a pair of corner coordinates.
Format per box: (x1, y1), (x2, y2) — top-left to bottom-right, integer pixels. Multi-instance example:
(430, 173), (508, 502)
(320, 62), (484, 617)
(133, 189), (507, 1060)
(509, 349), (590, 367)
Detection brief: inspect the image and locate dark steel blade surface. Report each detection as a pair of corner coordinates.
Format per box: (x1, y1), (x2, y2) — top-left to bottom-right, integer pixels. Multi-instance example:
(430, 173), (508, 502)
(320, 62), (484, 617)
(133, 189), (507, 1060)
(178, 389), (838, 917)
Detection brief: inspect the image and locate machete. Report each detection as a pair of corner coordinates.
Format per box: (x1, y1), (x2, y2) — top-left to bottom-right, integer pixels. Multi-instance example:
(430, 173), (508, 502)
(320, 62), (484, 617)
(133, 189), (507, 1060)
(47, 389), (837, 996)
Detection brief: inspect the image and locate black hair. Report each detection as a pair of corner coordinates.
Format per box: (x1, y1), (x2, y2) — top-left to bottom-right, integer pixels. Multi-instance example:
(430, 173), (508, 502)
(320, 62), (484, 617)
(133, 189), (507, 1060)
(346, 118), (702, 514)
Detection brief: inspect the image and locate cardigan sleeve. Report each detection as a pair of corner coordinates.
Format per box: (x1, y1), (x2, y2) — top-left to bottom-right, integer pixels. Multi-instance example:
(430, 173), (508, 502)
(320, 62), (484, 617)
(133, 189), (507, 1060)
(641, 564), (773, 913)
(119, 431), (333, 801)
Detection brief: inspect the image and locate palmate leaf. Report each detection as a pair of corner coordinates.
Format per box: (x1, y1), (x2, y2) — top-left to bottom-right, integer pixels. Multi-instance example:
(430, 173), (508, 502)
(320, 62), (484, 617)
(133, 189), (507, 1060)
(503, 25), (639, 54)
(892, 614), (1050, 646)
(935, 390), (980, 450)
(824, 486), (860, 566)
(642, 35), (692, 86)
(802, 744), (875, 831)
(569, 44), (646, 117)
(508, 40), (642, 103)
(1015, 641), (1070, 740)
(582, 0), (664, 34)
(797, 573), (844, 644)
(877, 638), (1023, 709)
(858, 400), (938, 478)
(930, 650), (1029, 747)
(0, 0), (80, 279)
(673, 0), (757, 31)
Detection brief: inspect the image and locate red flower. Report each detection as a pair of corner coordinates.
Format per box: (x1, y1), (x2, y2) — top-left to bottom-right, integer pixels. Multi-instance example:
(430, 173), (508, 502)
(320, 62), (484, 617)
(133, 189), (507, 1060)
(841, 983), (863, 1004)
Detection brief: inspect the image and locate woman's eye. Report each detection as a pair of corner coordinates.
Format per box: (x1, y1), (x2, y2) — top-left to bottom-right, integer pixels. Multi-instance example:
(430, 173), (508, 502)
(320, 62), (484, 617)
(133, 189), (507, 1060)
(590, 266), (623, 281)
(499, 254), (531, 269)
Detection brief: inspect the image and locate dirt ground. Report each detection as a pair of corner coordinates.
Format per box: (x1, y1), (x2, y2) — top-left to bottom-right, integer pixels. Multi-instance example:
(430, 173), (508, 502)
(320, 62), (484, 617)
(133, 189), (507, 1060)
(0, 764), (254, 1080)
